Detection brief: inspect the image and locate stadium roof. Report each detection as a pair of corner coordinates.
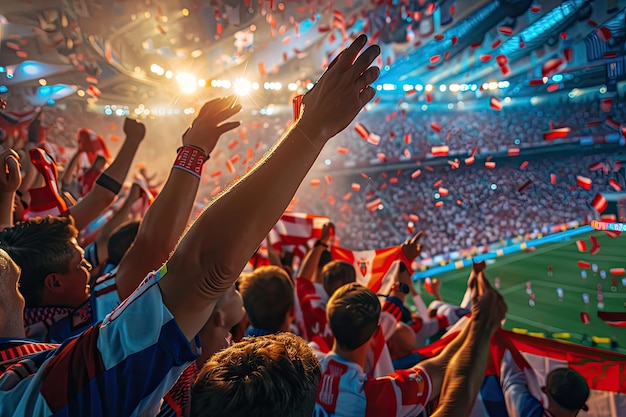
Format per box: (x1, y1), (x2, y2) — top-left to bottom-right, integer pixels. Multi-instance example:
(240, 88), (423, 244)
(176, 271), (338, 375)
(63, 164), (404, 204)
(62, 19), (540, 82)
(0, 0), (623, 112)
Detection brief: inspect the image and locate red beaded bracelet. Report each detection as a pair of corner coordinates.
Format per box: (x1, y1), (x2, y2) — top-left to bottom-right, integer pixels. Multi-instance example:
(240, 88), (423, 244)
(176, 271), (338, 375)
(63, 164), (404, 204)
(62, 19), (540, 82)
(172, 145), (207, 179)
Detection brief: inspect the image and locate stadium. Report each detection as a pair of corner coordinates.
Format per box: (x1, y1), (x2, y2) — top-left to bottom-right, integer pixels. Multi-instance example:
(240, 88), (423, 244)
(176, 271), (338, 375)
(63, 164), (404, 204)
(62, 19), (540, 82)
(0, 0), (625, 416)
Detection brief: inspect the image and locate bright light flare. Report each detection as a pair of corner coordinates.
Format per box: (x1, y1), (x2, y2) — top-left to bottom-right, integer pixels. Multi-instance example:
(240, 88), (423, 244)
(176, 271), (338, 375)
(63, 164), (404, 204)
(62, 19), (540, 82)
(176, 72), (198, 94)
(233, 78), (252, 96)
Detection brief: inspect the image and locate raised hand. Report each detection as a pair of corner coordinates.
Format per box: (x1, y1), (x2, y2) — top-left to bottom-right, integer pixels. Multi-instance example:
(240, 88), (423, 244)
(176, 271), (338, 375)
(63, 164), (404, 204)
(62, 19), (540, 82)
(182, 96), (242, 155)
(0, 149), (22, 194)
(319, 222), (335, 245)
(123, 118), (147, 142)
(469, 264), (507, 333)
(401, 230), (424, 262)
(299, 34), (381, 141)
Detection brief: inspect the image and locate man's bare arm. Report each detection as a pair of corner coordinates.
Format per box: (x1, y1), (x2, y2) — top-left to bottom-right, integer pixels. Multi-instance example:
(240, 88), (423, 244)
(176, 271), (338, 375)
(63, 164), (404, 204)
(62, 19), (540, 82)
(159, 35), (381, 340)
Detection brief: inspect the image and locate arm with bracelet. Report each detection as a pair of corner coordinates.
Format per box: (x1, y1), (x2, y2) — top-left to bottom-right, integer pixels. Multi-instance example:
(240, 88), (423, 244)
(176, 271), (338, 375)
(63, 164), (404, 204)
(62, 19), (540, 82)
(160, 34), (381, 340)
(68, 118), (146, 231)
(114, 96), (242, 301)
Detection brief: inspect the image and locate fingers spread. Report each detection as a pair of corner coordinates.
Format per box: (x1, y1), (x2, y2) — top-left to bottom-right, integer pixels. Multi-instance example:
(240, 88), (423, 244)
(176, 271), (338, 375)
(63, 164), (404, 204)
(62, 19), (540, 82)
(352, 45), (381, 79)
(214, 103), (243, 123)
(335, 34), (368, 72)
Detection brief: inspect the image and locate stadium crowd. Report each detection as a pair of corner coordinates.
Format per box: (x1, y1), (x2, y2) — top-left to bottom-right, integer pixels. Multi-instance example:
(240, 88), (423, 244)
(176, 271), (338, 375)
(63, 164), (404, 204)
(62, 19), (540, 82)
(316, 98), (626, 167)
(293, 151), (622, 253)
(0, 34), (617, 417)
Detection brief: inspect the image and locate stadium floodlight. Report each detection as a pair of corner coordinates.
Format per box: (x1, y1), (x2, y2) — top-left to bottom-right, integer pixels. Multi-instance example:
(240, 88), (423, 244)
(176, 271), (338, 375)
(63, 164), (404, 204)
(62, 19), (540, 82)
(233, 78), (252, 96)
(176, 72), (198, 94)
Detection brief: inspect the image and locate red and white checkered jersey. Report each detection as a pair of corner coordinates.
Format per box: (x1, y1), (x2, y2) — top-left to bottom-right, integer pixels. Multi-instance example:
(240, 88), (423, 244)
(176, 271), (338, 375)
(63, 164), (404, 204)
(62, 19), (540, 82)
(314, 353), (432, 417)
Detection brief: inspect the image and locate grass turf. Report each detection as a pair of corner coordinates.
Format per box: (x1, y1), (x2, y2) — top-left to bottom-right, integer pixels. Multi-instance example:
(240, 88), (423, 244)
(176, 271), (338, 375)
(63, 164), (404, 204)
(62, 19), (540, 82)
(416, 230), (626, 353)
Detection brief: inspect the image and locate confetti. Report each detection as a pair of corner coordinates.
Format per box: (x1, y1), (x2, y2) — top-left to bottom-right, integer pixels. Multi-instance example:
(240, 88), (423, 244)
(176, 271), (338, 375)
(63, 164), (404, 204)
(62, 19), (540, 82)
(465, 156), (475, 165)
(325, 175), (332, 184)
(498, 26), (513, 36)
(258, 62), (266, 76)
(430, 122), (442, 133)
(580, 312), (590, 324)
(520, 161), (529, 170)
(550, 174), (557, 184)
(367, 134), (381, 146)
(351, 183), (361, 191)
(542, 58), (565, 78)
(310, 179), (321, 186)
(438, 187), (449, 196)
(411, 169), (422, 179)
(485, 161), (496, 169)
(576, 175), (592, 190)
(576, 240), (587, 252)
(366, 198), (382, 211)
(431, 146), (449, 157)
(435, 201), (444, 208)
(337, 147), (349, 154)
(610, 268), (625, 276)
(589, 235), (600, 255)
(590, 193), (607, 213)
(409, 214), (419, 222)
(609, 179), (622, 191)
(578, 261), (591, 269)
(354, 123), (369, 139)
(490, 97), (502, 111)
(544, 128), (571, 140)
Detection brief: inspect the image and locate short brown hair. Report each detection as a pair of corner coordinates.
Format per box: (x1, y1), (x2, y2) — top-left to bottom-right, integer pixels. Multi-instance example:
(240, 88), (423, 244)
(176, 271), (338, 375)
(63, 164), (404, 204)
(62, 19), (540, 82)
(327, 283), (380, 350)
(322, 260), (356, 297)
(238, 266), (294, 332)
(191, 333), (321, 417)
(0, 216), (78, 307)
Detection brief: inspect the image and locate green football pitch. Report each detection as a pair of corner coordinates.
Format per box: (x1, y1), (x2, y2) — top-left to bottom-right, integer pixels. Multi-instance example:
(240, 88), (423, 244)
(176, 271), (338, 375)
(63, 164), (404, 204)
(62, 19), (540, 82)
(416, 231), (626, 353)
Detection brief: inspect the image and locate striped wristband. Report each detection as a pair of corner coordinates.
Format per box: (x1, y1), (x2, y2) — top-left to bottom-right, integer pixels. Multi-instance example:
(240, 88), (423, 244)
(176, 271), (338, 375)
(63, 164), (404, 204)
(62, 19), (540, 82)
(173, 145), (206, 179)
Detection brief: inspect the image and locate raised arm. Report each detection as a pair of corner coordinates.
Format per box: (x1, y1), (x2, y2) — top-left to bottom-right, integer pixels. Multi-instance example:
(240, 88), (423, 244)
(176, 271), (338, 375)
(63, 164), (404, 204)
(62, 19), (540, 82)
(265, 235), (284, 268)
(0, 149), (22, 229)
(389, 231), (423, 302)
(160, 34), (381, 340)
(430, 266), (507, 417)
(68, 118), (145, 231)
(92, 182), (143, 266)
(114, 97), (242, 300)
(297, 222), (333, 282)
